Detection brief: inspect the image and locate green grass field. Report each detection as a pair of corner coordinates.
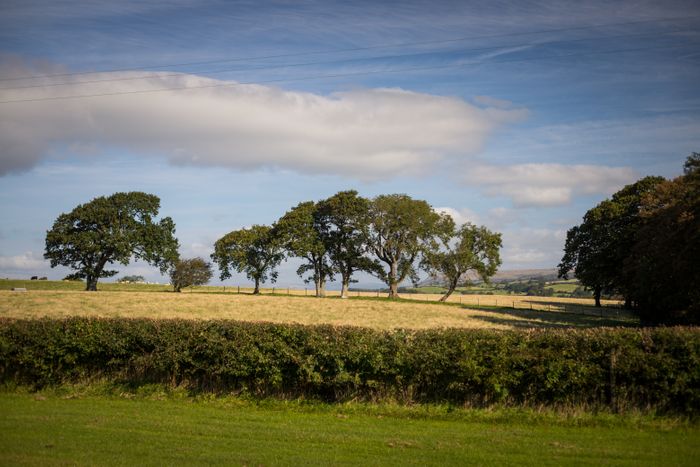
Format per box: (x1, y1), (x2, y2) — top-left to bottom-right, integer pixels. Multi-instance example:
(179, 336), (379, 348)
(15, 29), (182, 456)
(1, 389), (698, 466)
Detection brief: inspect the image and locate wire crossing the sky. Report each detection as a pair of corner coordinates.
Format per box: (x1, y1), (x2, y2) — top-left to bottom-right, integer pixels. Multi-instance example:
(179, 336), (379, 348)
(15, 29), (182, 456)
(1, 14), (698, 83)
(1, 41), (696, 105)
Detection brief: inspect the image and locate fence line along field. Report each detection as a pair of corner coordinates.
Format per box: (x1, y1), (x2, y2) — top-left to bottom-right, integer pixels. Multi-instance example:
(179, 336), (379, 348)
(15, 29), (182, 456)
(0, 287), (636, 331)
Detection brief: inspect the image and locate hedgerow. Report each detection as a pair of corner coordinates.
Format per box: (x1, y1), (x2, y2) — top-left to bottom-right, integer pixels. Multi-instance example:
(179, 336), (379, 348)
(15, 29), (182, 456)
(0, 318), (698, 414)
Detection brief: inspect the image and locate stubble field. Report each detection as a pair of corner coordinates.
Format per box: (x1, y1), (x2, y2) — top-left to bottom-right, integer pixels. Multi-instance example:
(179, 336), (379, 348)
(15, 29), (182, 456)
(0, 288), (635, 329)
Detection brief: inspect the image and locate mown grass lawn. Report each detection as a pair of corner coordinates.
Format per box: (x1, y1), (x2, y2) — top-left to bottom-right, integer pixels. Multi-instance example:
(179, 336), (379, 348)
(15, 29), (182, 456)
(1, 391), (698, 466)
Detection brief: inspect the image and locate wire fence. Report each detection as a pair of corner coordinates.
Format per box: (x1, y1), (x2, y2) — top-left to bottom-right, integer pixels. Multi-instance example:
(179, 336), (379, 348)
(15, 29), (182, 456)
(210, 286), (634, 320)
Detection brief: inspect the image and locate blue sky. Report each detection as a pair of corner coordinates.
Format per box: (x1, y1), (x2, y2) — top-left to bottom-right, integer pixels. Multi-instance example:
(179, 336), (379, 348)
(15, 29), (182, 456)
(1, 0), (699, 287)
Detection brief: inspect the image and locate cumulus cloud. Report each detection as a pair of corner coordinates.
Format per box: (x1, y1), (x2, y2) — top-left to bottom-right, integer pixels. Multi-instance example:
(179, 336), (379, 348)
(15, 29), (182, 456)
(434, 207), (480, 226)
(462, 163), (637, 207)
(0, 60), (526, 178)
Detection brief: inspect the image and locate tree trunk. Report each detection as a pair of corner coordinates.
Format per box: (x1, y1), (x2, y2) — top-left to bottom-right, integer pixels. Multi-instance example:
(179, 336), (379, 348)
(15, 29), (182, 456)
(86, 257), (108, 292)
(340, 275), (350, 299)
(319, 279), (326, 298)
(314, 277), (321, 297)
(387, 260), (399, 299)
(253, 278), (260, 295)
(594, 286), (602, 307)
(86, 276), (98, 291)
(439, 279), (458, 302)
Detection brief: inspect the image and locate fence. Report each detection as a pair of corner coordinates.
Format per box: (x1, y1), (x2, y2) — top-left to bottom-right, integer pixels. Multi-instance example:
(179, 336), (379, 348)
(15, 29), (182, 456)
(209, 286), (634, 320)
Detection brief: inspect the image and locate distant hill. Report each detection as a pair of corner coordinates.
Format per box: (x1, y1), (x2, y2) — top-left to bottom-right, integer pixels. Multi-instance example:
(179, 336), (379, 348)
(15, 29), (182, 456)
(489, 268), (559, 283)
(419, 268), (559, 286)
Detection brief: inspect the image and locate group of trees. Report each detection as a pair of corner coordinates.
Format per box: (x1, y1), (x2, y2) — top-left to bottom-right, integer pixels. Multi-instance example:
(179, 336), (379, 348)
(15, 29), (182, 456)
(559, 153), (699, 324)
(212, 191), (502, 301)
(44, 191), (502, 300)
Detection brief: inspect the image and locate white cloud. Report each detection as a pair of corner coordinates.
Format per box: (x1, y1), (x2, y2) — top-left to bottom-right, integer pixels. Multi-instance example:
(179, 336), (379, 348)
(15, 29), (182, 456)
(0, 61), (526, 178)
(434, 207), (480, 226)
(501, 228), (567, 268)
(462, 163), (637, 207)
(0, 251), (46, 271)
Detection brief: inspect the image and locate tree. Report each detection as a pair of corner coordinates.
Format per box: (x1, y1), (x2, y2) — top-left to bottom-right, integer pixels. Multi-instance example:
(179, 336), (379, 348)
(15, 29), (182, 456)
(558, 176), (664, 307)
(211, 225), (283, 294)
(44, 192), (179, 291)
(169, 257), (213, 292)
(366, 194), (453, 298)
(274, 201), (334, 297)
(624, 153), (700, 323)
(423, 223), (501, 302)
(316, 190), (376, 299)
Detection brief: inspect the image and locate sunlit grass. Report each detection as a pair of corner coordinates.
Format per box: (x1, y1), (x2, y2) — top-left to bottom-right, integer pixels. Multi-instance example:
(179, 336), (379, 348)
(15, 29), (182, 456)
(0, 288), (636, 329)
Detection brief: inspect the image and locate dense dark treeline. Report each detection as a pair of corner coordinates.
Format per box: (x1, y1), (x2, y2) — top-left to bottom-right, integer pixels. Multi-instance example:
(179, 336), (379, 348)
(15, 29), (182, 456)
(559, 153), (699, 324)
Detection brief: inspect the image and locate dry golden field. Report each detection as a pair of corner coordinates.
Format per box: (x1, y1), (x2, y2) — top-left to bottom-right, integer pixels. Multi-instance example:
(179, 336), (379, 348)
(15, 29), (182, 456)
(0, 289), (636, 330)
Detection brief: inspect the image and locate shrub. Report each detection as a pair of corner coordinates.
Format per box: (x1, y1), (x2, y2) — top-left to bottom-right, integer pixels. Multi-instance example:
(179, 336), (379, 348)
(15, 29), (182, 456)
(0, 318), (698, 414)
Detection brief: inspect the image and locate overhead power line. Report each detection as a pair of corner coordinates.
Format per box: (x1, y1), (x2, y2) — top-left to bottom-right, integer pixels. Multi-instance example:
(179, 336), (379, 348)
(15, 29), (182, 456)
(1, 14), (698, 83)
(0, 42), (695, 105)
(0, 28), (692, 91)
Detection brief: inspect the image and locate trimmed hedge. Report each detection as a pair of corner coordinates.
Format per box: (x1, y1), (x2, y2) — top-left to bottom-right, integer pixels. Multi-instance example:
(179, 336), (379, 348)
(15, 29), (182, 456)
(0, 318), (698, 414)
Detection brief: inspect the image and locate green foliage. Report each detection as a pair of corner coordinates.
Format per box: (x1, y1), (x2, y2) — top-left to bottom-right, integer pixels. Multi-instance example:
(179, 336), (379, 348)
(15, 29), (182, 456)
(316, 191), (376, 298)
(423, 223), (502, 302)
(367, 194), (453, 297)
(211, 225), (283, 294)
(1, 318), (698, 414)
(44, 192), (179, 291)
(625, 153), (700, 323)
(169, 257), (213, 292)
(558, 177), (664, 306)
(273, 201), (334, 297)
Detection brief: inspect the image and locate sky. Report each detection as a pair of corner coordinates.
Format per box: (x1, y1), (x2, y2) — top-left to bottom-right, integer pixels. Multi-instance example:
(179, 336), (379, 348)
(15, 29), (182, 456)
(1, 0), (699, 288)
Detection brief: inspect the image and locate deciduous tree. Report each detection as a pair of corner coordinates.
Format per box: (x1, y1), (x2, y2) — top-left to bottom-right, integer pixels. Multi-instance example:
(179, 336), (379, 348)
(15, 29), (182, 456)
(274, 201), (334, 297)
(558, 176), (664, 307)
(316, 190), (375, 299)
(211, 225), (283, 294)
(366, 194), (452, 298)
(44, 192), (179, 291)
(170, 257), (213, 292)
(625, 153), (700, 323)
(423, 223), (501, 302)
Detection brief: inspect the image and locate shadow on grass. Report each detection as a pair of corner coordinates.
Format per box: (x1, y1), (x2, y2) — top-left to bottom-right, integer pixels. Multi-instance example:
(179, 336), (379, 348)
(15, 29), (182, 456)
(461, 305), (639, 329)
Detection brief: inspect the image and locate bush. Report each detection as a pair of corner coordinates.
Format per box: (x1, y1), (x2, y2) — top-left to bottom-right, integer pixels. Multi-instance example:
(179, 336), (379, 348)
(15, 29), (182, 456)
(0, 318), (698, 414)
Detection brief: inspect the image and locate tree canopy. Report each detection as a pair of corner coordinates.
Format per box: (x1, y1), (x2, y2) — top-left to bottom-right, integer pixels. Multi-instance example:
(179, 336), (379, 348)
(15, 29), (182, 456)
(169, 257), (213, 292)
(624, 153), (700, 323)
(316, 190), (375, 298)
(44, 192), (179, 291)
(366, 194), (453, 298)
(423, 223), (502, 302)
(558, 176), (664, 306)
(211, 225), (283, 294)
(273, 201), (333, 297)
